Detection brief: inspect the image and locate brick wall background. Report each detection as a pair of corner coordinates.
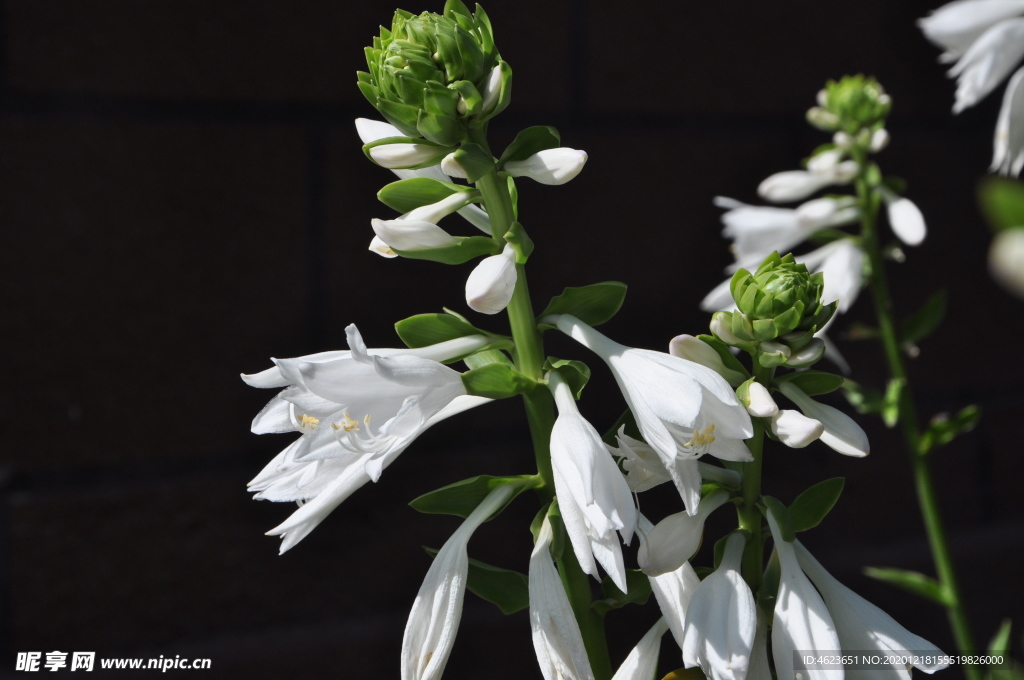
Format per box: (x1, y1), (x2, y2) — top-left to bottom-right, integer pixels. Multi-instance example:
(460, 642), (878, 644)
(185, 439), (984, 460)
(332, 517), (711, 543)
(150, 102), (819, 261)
(2, 1), (1022, 678)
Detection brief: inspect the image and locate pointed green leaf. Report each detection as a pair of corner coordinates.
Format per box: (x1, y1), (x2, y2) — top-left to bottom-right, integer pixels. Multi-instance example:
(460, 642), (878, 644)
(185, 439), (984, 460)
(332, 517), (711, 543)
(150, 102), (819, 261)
(499, 125), (561, 165)
(453, 142), (495, 183)
(696, 335), (751, 379)
(989, 619), (1013, 656)
(393, 235), (501, 264)
(789, 477), (844, 532)
(538, 282), (627, 328)
(882, 378), (904, 428)
(409, 474), (537, 518)
(463, 348), (514, 370)
(592, 569), (652, 616)
(504, 221), (534, 263)
(919, 404), (982, 454)
(979, 176), (1024, 232)
(775, 370), (844, 396)
(900, 290), (947, 346)
(423, 548), (529, 615)
(863, 566), (951, 605)
(378, 177), (472, 214)
(461, 363), (537, 398)
(395, 311), (495, 349)
(545, 358), (591, 399)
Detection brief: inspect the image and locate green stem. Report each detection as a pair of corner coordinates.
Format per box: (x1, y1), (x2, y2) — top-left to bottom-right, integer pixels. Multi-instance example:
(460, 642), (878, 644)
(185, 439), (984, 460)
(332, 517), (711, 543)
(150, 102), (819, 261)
(475, 167), (610, 677)
(737, 362), (770, 592)
(853, 154), (980, 680)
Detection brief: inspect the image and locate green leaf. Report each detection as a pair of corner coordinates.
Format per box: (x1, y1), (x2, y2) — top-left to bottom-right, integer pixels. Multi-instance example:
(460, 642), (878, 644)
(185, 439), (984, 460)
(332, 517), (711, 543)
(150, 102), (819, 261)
(842, 380), (885, 414)
(592, 569), (652, 616)
(989, 619), (1013, 656)
(538, 282), (628, 328)
(545, 358), (591, 399)
(393, 235), (501, 264)
(919, 404), (982, 454)
(499, 125), (561, 165)
(377, 177), (471, 214)
(463, 348), (514, 370)
(461, 363), (538, 398)
(882, 378), (904, 428)
(789, 478), (844, 532)
(409, 474), (536, 518)
(504, 221), (534, 263)
(863, 566), (951, 605)
(696, 335), (751, 379)
(423, 548), (529, 615)
(395, 311), (495, 349)
(762, 496), (795, 542)
(900, 290), (947, 346)
(775, 371), (844, 396)
(453, 142), (495, 183)
(979, 176), (1024, 232)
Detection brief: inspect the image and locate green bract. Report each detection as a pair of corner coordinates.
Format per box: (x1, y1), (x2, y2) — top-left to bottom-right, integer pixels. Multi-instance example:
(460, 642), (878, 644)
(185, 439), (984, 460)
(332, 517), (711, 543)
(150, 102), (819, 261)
(357, 0), (510, 146)
(813, 75), (891, 135)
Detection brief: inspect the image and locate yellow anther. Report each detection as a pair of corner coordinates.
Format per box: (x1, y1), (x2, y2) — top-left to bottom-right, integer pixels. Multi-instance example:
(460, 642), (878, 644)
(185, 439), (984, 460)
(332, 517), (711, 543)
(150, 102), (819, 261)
(684, 423), (717, 449)
(298, 414), (320, 430)
(337, 412), (361, 432)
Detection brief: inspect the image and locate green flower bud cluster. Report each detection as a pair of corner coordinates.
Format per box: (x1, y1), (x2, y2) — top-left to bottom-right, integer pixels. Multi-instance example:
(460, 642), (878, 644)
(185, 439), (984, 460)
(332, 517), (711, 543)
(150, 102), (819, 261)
(711, 253), (836, 367)
(806, 75), (890, 136)
(357, 0), (510, 147)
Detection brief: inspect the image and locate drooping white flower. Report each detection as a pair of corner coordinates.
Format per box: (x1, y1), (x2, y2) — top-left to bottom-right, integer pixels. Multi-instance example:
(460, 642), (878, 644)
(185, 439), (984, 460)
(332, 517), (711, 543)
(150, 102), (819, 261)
(771, 409), (825, 448)
(401, 484), (514, 680)
(777, 382), (869, 456)
(611, 619), (669, 680)
(919, 0), (1024, 63)
(243, 326), (491, 551)
(371, 218), (459, 252)
(758, 151), (859, 203)
(648, 556), (702, 655)
(992, 66), (1024, 174)
(549, 371), (636, 591)
(881, 190), (927, 246)
(794, 541), (949, 680)
(767, 508), (843, 680)
(669, 333), (747, 386)
(989, 227), (1024, 296)
(548, 315), (753, 515)
(465, 243), (518, 314)
(680, 532), (757, 680)
(638, 490), (729, 576)
(504, 148), (588, 185)
(530, 515), (596, 680)
(949, 17), (1024, 112)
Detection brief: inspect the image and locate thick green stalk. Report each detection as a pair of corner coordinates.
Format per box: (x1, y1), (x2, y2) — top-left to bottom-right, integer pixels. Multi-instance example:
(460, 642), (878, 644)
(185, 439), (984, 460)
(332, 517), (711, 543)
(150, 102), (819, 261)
(853, 153), (980, 680)
(737, 362), (770, 591)
(475, 167), (610, 678)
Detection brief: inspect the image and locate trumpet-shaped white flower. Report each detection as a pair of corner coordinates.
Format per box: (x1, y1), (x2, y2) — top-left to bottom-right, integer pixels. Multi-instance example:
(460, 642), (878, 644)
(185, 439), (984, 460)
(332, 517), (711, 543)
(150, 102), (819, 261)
(371, 191), (473, 253)
(503, 148), (588, 185)
(549, 372), (636, 591)
(530, 515), (596, 680)
(777, 382), (869, 456)
(919, 0), (1024, 62)
(549, 314), (753, 515)
(771, 409), (826, 448)
(794, 542), (949, 680)
(465, 243), (518, 314)
(767, 508), (843, 680)
(797, 239), (866, 314)
(243, 325), (490, 551)
(989, 227), (1024, 296)
(681, 532), (757, 680)
(758, 151), (859, 203)
(949, 18), (1024, 113)
(669, 333), (747, 386)
(402, 485), (514, 680)
(611, 619), (669, 680)
(638, 490), (729, 576)
(649, 559), (702, 656)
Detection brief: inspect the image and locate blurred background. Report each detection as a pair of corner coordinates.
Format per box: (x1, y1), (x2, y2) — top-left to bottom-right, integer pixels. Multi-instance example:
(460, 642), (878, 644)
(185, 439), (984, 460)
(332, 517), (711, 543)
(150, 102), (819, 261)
(2, 0), (1023, 677)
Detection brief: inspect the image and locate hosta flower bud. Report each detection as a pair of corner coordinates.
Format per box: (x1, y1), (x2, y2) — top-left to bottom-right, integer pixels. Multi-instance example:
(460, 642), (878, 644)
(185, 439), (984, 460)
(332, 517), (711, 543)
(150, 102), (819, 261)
(816, 75), (892, 136)
(440, 152), (469, 179)
(729, 252), (831, 342)
(741, 381), (779, 417)
(368, 142), (453, 169)
(503, 148), (588, 185)
(466, 243), (518, 314)
(357, 3), (510, 146)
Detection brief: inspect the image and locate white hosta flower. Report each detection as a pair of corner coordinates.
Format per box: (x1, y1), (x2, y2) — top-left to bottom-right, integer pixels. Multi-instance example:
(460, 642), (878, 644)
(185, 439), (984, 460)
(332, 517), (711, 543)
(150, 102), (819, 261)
(919, 0), (1024, 62)
(989, 227), (1024, 296)
(638, 490), (729, 576)
(797, 239), (865, 314)
(368, 142), (448, 169)
(440, 152), (469, 179)
(759, 151), (859, 203)
(610, 428), (741, 494)
(503, 148), (588, 185)
(794, 542), (949, 680)
(777, 382), (869, 456)
(530, 516), (596, 680)
(549, 372), (636, 591)
(670, 333), (747, 386)
(371, 218), (459, 251)
(649, 559), (702, 656)
(701, 276), (737, 313)
(992, 66), (1024, 174)
(870, 128), (891, 152)
(948, 17), (1024, 112)
(465, 243), (518, 314)
(767, 509), (842, 680)
(548, 314), (753, 515)
(681, 532), (757, 680)
(243, 326), (490, 551)
(402, 485), (514, 680)
(369, 234), (399, 258)
(611, 619), (669, 680)
(771, 409), (825, 448)
(745, 381), (779, 417)
(715, 196), (859, 271)
(881, 190), (927, 246)
(356, 118), (491, 234)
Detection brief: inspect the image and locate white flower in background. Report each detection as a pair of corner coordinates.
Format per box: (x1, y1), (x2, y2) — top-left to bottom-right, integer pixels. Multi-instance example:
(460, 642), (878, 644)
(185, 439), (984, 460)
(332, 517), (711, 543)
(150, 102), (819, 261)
(402, 485), (514, 680)
(530, 515), (596, 680)
(758, 150), (859, 203)
(548, 315), (753, 515)
(794, 542), (949, 680)
(767, 508), (843, 680)
(243, 325), (490, 551)
(919, 2), (1024, 174)
(549, 372), (636, 591)
(465, 243), (518, 314)
(638, 490), (729, 576)
(771, 409), (825, 448)
(356, 118), (491, 233)
(611, 619), (669, 680)
(680, 532), (757, 680)
(989, 227), (1024, 296)
(797, 239), (866, 314)
(777, 381), (870, 457)
(881, 190), (927, 246)
(503, 148), (588, 185)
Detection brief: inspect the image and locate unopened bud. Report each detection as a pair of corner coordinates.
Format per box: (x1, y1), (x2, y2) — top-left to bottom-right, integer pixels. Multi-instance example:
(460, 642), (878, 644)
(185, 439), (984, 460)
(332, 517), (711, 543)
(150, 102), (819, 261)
(466, 243), (518, 314)
(368, 143), (449, 169)
(440, 152), (469, 179)
(771, 409), (824, 448)
(503, 148), (588, 185)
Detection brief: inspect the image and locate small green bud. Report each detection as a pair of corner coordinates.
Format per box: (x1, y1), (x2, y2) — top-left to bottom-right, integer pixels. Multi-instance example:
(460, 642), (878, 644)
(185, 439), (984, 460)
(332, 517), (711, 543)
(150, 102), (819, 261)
(811, 75), (891, 136)
(358, 2), (510, 145)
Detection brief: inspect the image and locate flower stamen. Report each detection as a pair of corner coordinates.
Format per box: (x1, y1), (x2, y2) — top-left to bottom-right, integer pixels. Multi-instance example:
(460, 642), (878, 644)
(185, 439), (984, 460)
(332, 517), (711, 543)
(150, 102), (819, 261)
(298, 414), (320, 430)
(684, 423), (717, 449)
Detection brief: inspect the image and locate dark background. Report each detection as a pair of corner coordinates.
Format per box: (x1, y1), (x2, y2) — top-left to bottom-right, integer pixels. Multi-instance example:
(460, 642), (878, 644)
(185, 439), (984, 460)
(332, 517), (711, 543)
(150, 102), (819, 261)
(2, 1), (1022, 678)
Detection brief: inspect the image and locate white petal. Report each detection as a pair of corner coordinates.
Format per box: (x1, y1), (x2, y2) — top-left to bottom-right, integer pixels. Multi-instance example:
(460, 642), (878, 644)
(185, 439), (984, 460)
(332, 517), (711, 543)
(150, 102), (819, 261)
(355, 117), (403, 143)
(611, 619), (669, 680)
(992, 66), (1024, 175)
(949, 17), (1024, 112)
(649, 559), (702, 653)
(638, 491), (727, 576)
(919, 0), (1024, 60)
(372, 218), (459, 251)
(369, 143), (445, 169)
(886, 198), (927, 246)
(369, 235), (398, 257)
(670, 334), (747, 386)
(779, 382), (870, 457)
(758, 171), (834, 203)
(771, 409), (825, 448)
(796, 240), (865, 313)
(989, 227), (1024, 296)
(504, 148), (588, 185)
(700, 276), (737, 313)
(746, 382), (780, 417)
(465, 243), (518, 314)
